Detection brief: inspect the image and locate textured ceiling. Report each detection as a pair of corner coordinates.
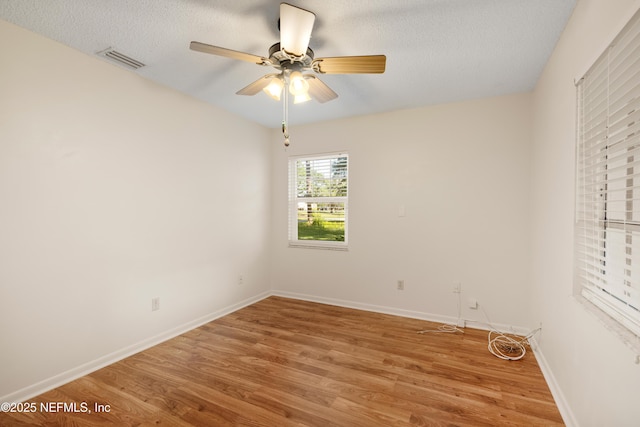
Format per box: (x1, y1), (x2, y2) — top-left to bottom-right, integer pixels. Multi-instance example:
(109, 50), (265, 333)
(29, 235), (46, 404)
(0, 0), (576, 128)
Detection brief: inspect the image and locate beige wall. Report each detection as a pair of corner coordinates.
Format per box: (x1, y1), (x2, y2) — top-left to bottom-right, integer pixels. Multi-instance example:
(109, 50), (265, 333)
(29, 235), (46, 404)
(530, 0), (640, 425)
(269, 93), (533, 331)
(4, 1), (640, 423)
(0, 19), (272, 400)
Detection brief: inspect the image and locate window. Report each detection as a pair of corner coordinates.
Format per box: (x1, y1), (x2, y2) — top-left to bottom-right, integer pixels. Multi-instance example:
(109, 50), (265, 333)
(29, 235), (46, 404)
(575, 9), (640, 338)
(288, 153), (348, 249)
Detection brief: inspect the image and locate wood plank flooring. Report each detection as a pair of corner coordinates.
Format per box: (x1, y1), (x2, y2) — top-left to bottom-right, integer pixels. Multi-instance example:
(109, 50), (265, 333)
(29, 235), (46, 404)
(0, 296), (564, 426)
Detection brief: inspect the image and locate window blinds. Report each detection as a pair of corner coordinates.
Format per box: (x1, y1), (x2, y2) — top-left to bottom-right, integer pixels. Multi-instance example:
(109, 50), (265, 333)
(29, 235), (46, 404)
(576, 9), (640, 336)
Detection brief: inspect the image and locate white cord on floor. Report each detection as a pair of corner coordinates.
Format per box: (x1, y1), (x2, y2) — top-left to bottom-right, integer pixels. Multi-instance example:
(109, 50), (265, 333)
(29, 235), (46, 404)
(415, 294), (542, 360)
(417, 286), (464, 334)
(481, 305), (541, 361)
(417, 323), (464, 334)
(487, 328), (541, 360)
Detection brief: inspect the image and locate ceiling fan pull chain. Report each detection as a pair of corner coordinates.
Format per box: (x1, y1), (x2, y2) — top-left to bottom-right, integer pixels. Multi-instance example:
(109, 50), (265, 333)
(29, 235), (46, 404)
(283, 83), (290, 147)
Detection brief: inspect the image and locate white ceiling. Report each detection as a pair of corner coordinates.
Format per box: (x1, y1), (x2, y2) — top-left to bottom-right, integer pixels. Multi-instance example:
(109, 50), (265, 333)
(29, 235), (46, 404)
(0, 0), (576, 128)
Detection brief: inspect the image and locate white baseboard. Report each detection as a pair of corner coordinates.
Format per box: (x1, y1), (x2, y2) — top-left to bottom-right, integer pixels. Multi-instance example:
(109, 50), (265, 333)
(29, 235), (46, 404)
(272, 289), (459, 323)
(271, 290), (529, 335)
(529, 337), (578, 427)
(1, 291), (271, 404)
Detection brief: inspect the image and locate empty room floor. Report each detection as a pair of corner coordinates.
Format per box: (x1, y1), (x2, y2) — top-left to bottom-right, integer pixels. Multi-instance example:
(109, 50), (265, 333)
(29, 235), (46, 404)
(0, 296), (563, 426)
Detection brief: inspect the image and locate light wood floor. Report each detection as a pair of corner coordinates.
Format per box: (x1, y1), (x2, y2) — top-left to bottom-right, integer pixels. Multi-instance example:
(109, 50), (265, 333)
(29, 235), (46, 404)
(1, 296), (563, 426)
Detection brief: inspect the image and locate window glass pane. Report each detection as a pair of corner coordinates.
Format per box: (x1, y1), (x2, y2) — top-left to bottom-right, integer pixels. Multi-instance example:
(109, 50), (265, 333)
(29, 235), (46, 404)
(289, 153), (348, 247)
(297, 202), (345, 242)
(296, 157), (348, 198)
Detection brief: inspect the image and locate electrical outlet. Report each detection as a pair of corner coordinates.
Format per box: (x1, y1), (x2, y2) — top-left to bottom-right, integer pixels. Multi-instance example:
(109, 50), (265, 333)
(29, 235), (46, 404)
(397, 280), (405, 290)
(453, 282), (461, 293)
(468, 297), (478, 309)
(151, 297), (160, 311)
(238, 274), (244, 285)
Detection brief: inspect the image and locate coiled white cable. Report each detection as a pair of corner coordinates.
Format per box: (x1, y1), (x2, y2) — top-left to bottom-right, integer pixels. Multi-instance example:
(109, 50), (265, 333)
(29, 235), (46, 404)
(487, 329), (541, 360)
(481, 305), (541, 361)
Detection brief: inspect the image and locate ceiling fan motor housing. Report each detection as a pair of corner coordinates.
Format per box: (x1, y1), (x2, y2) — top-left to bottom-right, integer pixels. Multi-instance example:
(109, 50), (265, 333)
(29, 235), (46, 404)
(268, 43), (314, 71)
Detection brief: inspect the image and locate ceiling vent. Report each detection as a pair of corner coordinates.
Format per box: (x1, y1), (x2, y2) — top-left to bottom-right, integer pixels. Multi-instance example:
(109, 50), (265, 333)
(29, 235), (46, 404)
(97, 48), (145, 70)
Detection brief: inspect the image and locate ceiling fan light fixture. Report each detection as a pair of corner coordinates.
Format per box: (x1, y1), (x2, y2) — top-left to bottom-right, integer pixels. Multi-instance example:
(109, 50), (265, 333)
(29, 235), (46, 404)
(293, 92), (312, 104)
(263, 76), (284, 100)
(289, 71), (309, 96)
(190, 2), (386, 147)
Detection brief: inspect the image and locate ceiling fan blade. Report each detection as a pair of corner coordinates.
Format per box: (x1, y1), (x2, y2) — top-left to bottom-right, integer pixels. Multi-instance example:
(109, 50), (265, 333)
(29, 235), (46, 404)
(305, 75), (338, 103)
(236, 74), (278, 96)
(280, 3), (316, 57)
(313, 55), (386, 74)
(190, 41), (266, 64)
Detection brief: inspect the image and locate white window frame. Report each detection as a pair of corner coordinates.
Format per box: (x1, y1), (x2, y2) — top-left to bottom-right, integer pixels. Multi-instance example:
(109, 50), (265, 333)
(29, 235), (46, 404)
(575, 8), (640, 340)
(288, 152), (349, 250)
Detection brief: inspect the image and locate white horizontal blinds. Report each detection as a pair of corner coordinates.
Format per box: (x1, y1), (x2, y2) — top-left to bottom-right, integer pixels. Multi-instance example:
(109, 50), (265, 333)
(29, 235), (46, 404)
(576, 9), (640, 336)
(296, 156), (348, 198)
(288, 153), (348, 246)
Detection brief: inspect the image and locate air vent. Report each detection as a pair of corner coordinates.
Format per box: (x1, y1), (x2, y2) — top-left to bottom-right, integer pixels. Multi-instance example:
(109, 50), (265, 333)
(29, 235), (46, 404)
(97, 48), (145, 70)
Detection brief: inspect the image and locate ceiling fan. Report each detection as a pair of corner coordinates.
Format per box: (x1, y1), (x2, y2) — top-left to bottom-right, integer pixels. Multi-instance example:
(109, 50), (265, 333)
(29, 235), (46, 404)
(190, 2), (386, 145)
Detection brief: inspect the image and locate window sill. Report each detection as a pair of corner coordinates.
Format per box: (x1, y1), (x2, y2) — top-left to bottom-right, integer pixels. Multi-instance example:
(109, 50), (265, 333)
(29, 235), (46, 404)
(574, 294), (640, 355)
(288, 243), (348, 251)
